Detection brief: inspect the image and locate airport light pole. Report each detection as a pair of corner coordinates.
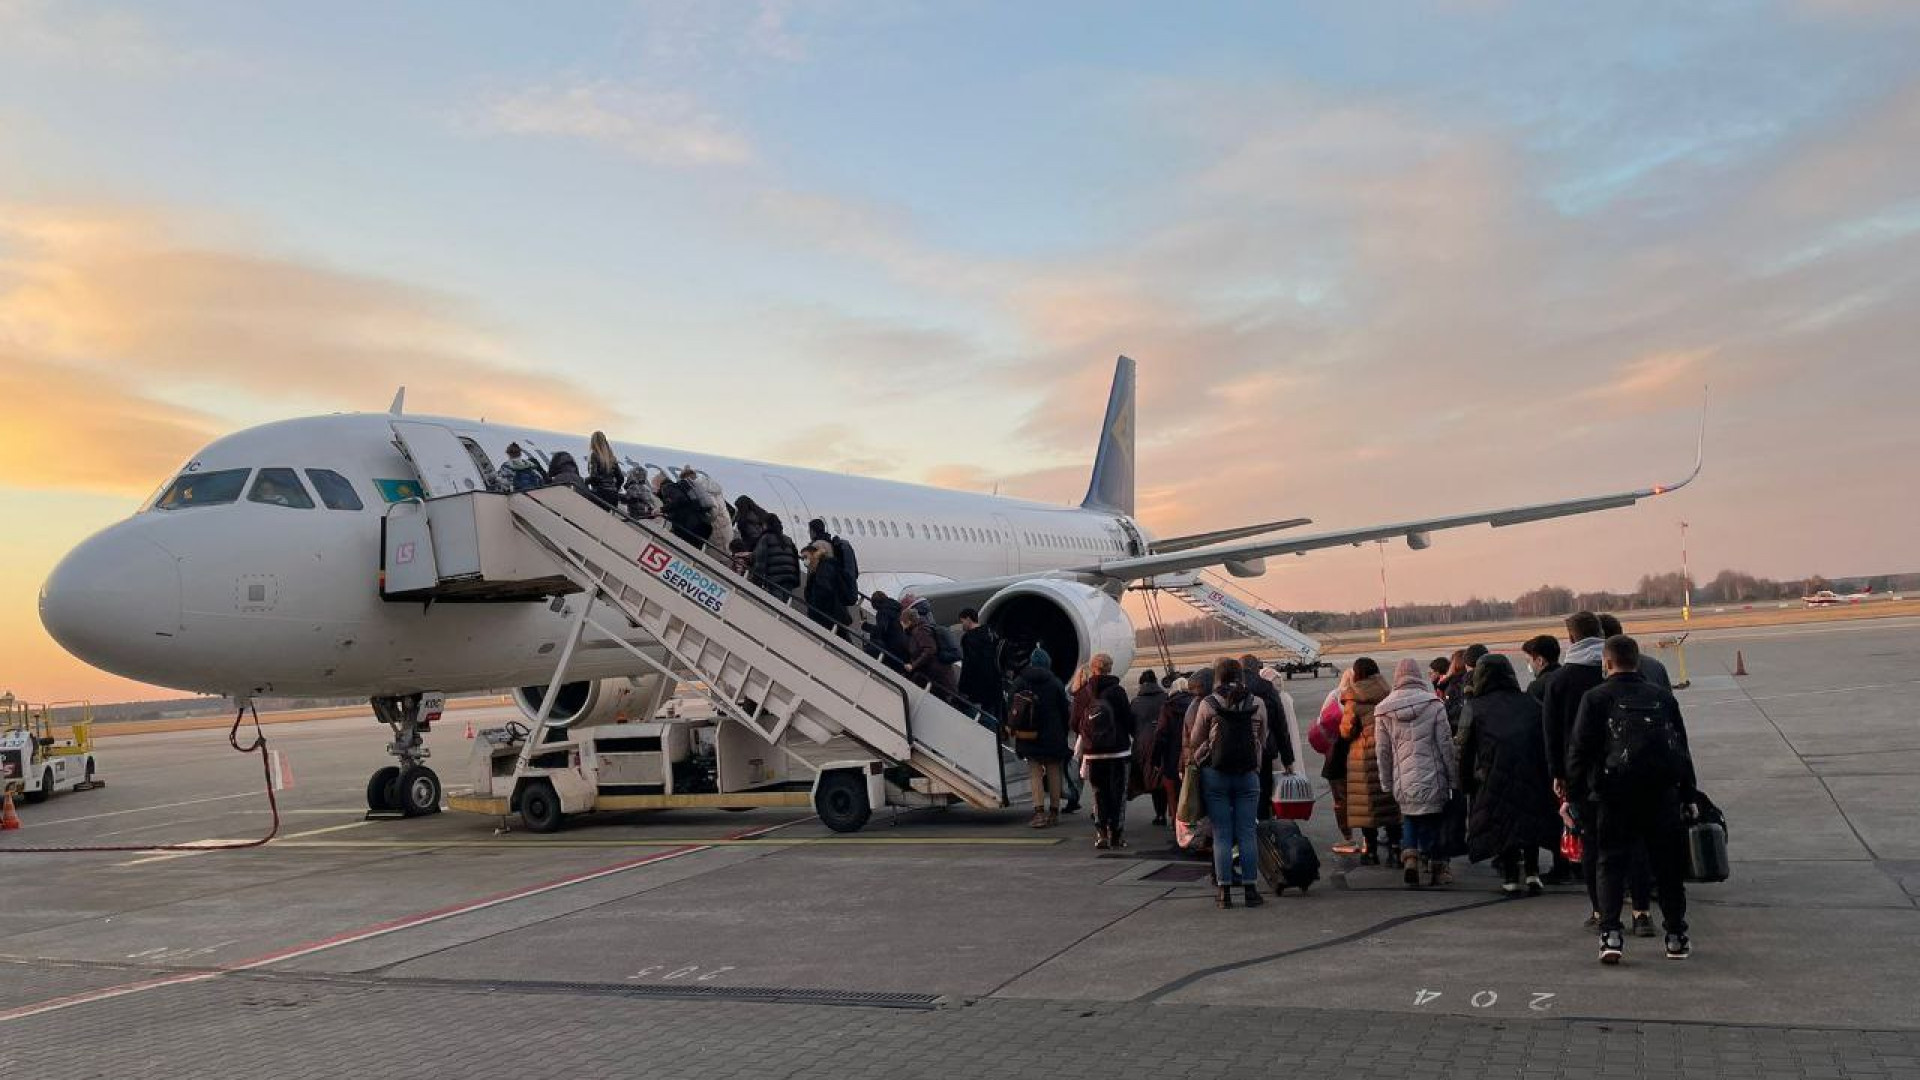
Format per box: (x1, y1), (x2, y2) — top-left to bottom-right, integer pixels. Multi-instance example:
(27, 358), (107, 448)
(1378, 540), (1390, 645)
(1680, 520), (1692, 622)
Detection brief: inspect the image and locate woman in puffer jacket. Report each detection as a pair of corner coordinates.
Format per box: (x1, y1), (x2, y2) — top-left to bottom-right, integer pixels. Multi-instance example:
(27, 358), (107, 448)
(1340, 658), (1398, 864)
(1375, 657), (1460, 887)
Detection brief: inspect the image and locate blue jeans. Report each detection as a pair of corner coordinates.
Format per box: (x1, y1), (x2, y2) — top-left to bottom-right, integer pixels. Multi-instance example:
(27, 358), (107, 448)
(1202, 767), (1260, 887)
(1402, 813), (1442, 857)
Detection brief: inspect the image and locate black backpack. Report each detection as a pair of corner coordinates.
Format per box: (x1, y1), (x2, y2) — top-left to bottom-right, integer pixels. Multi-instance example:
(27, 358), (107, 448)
(1006, 689), (1040, 740)
(1085, 697), (1124, 754)
(1600, 695), (1688, 795)
(931, 624), (963, 664)
(829, 535), (861, 604)
(1207, 691), (1260, 774)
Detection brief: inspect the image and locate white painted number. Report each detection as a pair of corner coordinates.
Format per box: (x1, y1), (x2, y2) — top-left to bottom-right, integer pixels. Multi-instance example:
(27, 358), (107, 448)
(1530, 993), (1557, 1012)
(1471, 991), (1499, 1009)
(626, 963), (737, 984)
(1414, 989), (1442, 1006)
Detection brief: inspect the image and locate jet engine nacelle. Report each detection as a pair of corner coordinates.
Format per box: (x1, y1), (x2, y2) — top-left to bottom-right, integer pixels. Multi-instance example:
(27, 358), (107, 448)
(979, 578), (1135, 679)
(511, 674), (672, 729)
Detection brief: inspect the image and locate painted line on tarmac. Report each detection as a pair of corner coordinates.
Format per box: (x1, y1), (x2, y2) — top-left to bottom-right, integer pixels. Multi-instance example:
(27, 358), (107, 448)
(0, 818), (801, 1025)
(114, 820), (380, 867)
(23, 791), (261, 828)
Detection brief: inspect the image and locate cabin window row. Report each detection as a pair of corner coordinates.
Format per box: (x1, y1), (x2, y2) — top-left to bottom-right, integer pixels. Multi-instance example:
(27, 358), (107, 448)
(819, 514), (1122, 554)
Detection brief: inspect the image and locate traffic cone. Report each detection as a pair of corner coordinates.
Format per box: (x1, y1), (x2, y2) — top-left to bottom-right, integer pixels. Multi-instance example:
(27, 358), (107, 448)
(1, 789), (20, 830)
(1733, 650), (1748, 677)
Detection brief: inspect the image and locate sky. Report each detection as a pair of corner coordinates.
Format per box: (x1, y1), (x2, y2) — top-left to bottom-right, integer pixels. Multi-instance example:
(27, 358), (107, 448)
(3, 0), (1917, 702)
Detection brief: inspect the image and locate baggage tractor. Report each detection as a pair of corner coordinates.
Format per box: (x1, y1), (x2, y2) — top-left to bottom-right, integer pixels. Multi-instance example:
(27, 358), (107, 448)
(1256, 819), (1321, 894)
(1272, 772), (1315, 820)
(1686, 821), (1729, 883)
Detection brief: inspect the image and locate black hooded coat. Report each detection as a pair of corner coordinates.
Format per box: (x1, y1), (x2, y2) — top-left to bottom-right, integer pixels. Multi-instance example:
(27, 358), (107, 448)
(1457, 655), (1562, 863)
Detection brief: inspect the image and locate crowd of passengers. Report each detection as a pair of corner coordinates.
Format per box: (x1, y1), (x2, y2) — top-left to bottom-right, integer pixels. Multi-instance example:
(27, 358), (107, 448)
(501, 437), (1707, 965)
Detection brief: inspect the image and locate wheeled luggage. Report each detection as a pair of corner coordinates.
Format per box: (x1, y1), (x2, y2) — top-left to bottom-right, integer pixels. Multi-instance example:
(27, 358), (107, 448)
(1256, 819), (1321, 894)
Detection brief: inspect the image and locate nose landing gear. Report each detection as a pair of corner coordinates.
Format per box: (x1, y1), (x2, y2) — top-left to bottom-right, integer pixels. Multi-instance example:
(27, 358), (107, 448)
(365, 693), (443, 817)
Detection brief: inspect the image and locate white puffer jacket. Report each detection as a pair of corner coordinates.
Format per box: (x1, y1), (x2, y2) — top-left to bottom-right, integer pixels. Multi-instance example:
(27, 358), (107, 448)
(1375, 682), (1458, 817)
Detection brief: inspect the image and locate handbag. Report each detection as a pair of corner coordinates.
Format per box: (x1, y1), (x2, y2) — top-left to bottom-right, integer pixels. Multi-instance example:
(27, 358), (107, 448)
(1558, 799), (1584, 862)
(1175, 764), (1204, 824)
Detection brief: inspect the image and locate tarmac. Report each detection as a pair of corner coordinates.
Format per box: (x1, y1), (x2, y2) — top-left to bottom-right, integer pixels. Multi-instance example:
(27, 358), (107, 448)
(2, 616), (1917, 1078)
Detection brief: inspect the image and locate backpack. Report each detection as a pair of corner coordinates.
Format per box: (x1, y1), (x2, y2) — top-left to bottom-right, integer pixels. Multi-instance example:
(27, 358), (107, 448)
(1007, 689), (1040, 740)
(1600, 695), (1688, 795)
(1206, 691), (1260, 774)
(829, 536), (861, 604)
(1085, 698), (1123, 754)
(931, 623), (963, 664)
(510, 466), (542, 492)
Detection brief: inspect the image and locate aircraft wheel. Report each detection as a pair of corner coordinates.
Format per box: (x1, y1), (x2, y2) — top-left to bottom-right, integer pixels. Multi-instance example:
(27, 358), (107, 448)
(519, 780), (565, 834)
(814, 770), (870, 834)
(26, 770), (52, 804)
(366, 766), (401, 814)
(398, 765), (442, 817)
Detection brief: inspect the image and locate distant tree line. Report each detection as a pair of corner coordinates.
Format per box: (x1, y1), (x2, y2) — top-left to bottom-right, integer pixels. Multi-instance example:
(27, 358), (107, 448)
(1140, 570), (1918, 645)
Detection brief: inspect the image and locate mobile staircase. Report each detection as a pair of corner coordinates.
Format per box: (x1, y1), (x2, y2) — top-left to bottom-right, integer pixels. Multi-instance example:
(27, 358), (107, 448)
(1154, 570), (1333, 678)
(382, 486), (1025, 832)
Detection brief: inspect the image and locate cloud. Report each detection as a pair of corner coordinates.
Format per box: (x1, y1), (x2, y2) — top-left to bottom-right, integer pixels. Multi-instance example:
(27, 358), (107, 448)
(0, 351), (217, 495)
(0, 204), (600, 494)
(0, 0), (217, 72)
(482, 82), (754, 167)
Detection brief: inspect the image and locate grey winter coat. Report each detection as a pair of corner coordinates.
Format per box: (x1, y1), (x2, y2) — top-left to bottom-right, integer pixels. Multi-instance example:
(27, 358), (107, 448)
(1375, 676), (1459, 817)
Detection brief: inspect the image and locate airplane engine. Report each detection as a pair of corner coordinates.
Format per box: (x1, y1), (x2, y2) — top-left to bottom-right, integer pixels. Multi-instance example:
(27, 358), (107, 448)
(979, 578), (1135, 679)
(511, 674), (671, 729)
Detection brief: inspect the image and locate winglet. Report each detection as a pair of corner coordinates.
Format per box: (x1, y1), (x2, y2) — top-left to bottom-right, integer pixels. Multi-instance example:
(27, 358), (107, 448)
(1081, 355), (1136, 517)
(1646, 384), (1707, 497)
(388, 387), (406, 415)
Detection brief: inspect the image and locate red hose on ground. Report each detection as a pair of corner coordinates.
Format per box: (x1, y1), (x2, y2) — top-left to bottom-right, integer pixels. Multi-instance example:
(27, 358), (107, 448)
(0, 704), (282, 854)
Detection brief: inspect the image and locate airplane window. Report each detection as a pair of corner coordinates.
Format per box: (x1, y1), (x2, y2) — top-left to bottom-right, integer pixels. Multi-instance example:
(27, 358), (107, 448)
(305, 469), (364, 511)
(855, 519), (867, 537)
(890, 522), (900, 538)
(154, 468), (250, 509)
(248, 468), (316, 510)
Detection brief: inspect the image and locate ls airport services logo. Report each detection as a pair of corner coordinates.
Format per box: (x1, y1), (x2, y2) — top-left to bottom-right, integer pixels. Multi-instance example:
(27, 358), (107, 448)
(639, 543), (730, 616)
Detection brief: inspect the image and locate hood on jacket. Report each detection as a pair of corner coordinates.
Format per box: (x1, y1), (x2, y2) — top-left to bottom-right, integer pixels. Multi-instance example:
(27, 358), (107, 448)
(1347, 673), (1390, 704)
(1566, 636), (1605, 667)
(1472, 653), (1522, 696)
(1391, 657), (1433, 694)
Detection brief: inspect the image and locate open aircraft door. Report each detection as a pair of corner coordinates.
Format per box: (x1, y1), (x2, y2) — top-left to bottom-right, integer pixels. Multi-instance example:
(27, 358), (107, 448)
(763, 474), (813, 529)
(391, 421), (489, 497)
(993, 513), (1020, 574)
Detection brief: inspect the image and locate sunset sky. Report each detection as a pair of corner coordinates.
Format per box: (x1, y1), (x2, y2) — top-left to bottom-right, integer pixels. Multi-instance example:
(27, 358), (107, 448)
(4, 1), (1917, 702)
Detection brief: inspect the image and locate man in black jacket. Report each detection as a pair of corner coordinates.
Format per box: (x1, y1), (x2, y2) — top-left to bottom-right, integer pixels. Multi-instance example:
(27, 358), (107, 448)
(1521, 635), (1562, 702)
(1566, 635), (1697, 964)
(1078, 656), (1136, 850)
(1241, 654), (1295, 821)
(956, 608), (1005, 729)
(750, 514), (802, 601)
(1599, 613), (1670, 690)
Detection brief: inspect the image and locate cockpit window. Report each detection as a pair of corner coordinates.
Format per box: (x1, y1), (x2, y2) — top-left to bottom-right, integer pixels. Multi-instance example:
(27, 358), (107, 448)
(305, 469), (364, 511)
(248, 468), (315, 509)
(154, 468), (251, 509)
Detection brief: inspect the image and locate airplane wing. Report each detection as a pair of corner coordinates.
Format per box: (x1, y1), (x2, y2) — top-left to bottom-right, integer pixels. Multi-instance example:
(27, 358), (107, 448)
(1149, 518), (1312, 554)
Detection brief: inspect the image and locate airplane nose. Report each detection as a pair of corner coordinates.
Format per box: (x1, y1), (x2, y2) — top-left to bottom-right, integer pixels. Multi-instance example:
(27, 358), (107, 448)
(39, 526), (183, 682)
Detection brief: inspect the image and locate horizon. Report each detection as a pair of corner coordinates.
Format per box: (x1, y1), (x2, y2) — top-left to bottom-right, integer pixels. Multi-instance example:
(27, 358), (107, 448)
(4, 2), (1917, 701)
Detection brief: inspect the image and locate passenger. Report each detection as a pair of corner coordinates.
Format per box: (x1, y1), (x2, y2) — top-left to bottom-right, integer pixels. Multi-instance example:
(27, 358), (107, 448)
(901, 605), (958, 695)
(657, 471), (711, 548)
(1598, 614), (1669, 690)
(731, 496), (769, 556)
(1521, 634), (1563, 701)
(1443, 645), (1489, 730)
(1241, 654), (1296, 821)
(1063, 662), (1097, 816)
(1341, 657), (1399, 865)
(585, 432), (624, 509)
(1567, 635), (1697, 963)
(1129, 671), (1168, 823)
(864, 590), (910, 672)
(545, 451), (585, 493)
(619, 468), (659, 519)
(684, 467), (734, 552)
(1543, 611), (1616, 930)
(1458, 653), (1559, 898)
(956, 608), (1006, 729)
(1376, 658), (1459, 887)
(801, 542), (850, 633)
(1428, 656), (1451, 688)
(496, 442), (546, 492)
(808, 518), (862, 623)
(1145, 675), (1193, 827)
(1012, 645), (1071, 828)
(750, 514), (802, 600)
(1261, 664), (1304, 783)
(1074, 654), (1135, 850)
(1321, 669), (1360, 854)
(1184, 657), (1269, 909)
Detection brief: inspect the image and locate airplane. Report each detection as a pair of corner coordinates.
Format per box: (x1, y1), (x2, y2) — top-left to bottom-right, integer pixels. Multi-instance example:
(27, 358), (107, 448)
(1803, 587), (1871, 607)
(39, 356), (1702, 813)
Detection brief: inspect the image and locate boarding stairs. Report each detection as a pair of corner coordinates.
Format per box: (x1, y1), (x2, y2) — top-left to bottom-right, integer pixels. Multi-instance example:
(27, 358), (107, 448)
(383, 487), (1020, 811)
(1155, 570), (1323, 664)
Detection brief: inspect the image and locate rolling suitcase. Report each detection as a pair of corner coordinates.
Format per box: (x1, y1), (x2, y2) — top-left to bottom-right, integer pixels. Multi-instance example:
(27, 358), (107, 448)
(1686, 821), (1729, 883)
(1256, 819), (1321, 894)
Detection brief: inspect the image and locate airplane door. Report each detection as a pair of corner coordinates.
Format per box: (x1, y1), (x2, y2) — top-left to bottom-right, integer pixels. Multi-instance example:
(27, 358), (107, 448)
(993, 513), (1020, 575)
(390, 421), (488, 497)
(763, 474), (812, 527)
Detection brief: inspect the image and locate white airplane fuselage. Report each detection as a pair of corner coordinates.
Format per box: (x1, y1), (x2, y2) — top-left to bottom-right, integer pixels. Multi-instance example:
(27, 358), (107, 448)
(40, 413), (1149, 701)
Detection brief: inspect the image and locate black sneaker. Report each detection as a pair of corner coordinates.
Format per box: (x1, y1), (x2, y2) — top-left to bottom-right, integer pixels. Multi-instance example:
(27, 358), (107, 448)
(1665, 933), (1691, 960)
(1599, 930), (1624, 965)
(1632, 913), (1656, 938)
(1525, 876), (1544, 897)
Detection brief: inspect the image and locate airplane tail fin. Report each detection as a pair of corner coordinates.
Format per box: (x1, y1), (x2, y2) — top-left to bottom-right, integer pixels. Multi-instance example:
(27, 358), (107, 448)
(1080, 355), (1136, 517)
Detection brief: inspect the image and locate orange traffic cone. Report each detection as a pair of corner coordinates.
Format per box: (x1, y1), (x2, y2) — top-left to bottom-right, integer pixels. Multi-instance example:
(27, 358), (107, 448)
(1733, 650), (1748, 677)
(464, 718), (475, 740)
(1, 789), (20, 830)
